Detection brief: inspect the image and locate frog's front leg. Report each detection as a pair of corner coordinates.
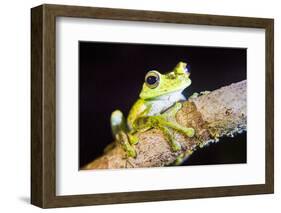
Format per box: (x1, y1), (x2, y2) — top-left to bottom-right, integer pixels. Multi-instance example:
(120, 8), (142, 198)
(162, 102), (195, 138)
(134, 102), (195, 152)
(111, 110), (136, 158)
(155, 117), (194, 152)
(127, 104), (152, 146)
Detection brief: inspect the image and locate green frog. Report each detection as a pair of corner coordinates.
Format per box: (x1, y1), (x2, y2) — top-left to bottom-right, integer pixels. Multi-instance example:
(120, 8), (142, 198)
(110, 62), (195, 158)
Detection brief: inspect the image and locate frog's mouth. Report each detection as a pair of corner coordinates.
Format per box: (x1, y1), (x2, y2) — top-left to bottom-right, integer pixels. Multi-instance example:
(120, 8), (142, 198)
(140, 78), (191, 100)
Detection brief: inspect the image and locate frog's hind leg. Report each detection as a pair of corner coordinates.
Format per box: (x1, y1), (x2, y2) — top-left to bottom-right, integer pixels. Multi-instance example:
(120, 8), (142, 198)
(158, 125), (181, 151)
(110, 110), (136, 158)
(162, 102), (195, 138)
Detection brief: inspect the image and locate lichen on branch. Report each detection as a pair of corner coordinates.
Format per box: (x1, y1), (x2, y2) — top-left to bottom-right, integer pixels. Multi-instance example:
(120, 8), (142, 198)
(83, 80), (247, 170)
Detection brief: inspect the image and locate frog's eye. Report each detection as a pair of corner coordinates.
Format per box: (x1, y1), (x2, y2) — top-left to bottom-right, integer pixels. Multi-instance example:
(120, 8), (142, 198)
(145, 71), (160, 89)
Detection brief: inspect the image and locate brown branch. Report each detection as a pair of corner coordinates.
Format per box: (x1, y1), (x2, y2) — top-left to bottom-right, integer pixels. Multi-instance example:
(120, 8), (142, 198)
(83, 80), (247, 170)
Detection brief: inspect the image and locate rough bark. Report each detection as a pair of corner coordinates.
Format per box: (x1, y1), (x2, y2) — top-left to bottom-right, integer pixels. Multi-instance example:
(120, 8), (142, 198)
(83, 80), (247, 170)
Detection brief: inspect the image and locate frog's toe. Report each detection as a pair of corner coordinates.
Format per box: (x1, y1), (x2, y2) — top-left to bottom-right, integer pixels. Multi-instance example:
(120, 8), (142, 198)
(184, 127), (195, 137)
(173, 153), (185, 165)
(171, 141), (181, 152)
(200, 90), (210, 95)
(189, 92), (199, 99)
(128, 134), (139, 145)
(126, 146), (137, 158)
(116, 132), (137, 158)
(169, 136), (181, 152)
(174, 102), (182, 110)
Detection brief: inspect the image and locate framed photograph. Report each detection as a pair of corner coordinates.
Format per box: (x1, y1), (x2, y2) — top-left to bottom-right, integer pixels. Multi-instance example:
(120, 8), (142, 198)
(31, 4), (274, 208)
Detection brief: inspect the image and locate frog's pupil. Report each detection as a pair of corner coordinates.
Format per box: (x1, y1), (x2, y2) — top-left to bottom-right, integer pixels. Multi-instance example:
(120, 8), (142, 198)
(146, 76), (158, 85)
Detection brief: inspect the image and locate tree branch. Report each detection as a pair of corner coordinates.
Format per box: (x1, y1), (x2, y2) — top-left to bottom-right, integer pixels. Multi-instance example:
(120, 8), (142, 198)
(83, 80), (246, 170)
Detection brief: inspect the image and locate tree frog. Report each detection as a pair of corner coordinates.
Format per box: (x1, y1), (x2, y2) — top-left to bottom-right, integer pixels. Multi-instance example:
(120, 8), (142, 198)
(110, 62), (195, 158)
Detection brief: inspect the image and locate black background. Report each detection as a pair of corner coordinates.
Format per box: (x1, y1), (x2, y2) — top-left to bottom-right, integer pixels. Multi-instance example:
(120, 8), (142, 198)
(79, 41), (247, 168)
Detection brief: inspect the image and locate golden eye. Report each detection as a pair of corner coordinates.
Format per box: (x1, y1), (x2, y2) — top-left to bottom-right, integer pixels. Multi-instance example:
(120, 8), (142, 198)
(145, 71), (160, 89)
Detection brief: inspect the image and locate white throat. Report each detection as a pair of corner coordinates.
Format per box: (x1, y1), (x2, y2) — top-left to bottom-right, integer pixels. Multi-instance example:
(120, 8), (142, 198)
(146, 90), (186, 116)
(155, 90), (186, 102)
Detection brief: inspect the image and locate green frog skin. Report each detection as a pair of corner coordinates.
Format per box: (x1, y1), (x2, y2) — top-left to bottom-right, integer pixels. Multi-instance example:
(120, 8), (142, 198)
(110, 62), (195, 158)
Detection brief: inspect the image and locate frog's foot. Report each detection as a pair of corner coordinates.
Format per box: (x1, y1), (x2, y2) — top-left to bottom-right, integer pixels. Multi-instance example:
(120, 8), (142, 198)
(157, 119), (194, 151)
(158, 125), (181, 151)
(128, 133), (139, 145)
(179, 126), (195, 138)
(115, 131), (137, 158)
(173, 150), (193, 166)
(189, 91), (210, 100)
(189, 92), (199, 99)
(200, 90), (210, 96)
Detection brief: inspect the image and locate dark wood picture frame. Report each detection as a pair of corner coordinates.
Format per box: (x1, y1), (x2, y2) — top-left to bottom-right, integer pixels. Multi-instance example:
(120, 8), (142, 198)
(31, 4), (274, 208)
